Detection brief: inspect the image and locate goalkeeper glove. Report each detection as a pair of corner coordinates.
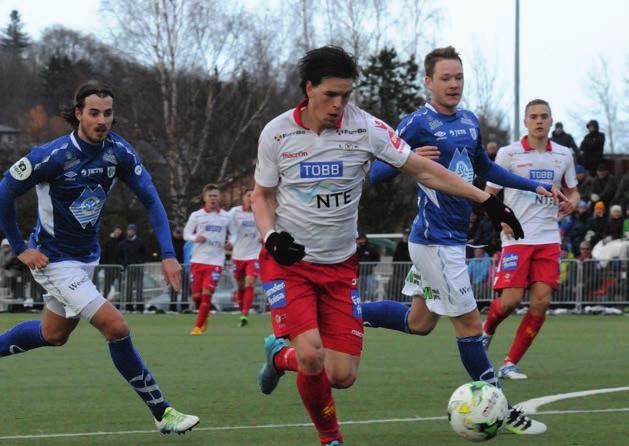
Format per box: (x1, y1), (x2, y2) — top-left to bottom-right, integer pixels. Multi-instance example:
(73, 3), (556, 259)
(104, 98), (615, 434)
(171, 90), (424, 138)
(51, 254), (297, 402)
(265, 231), (305, 266)
(481, 194), (524, 240)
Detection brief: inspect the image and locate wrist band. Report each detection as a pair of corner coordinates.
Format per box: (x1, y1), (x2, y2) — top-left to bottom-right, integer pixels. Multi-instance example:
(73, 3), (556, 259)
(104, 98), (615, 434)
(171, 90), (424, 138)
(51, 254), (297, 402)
(264, 229), (276, 243)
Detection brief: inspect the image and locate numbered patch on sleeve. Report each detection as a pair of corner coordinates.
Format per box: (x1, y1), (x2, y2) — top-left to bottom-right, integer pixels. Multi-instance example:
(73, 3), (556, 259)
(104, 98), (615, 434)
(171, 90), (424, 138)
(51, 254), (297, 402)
(134, 164), (143, 176)
(9, 157), (32, 181)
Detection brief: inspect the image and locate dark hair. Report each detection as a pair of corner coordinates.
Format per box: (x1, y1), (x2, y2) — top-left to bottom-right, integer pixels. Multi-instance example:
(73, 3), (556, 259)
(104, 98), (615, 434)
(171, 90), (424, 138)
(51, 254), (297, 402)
(524, 98), (551, 116)
(424, 46), (462, 78)
(62, 80), (114, 128)
(242, 188), (253, 197)
(298, 46), (358, 96)
(195, 183), (220, 203)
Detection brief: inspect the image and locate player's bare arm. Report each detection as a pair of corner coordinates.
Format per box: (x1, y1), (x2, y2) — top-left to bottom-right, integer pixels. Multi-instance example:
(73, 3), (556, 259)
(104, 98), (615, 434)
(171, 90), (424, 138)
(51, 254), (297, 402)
(414, 145), (441, 160)
(17, 248), (49, 270)
(251, 183), (278, 239)
(558, 186), (579, 217)
(401, 151), (489, 203)
(161, 258), (182, 292)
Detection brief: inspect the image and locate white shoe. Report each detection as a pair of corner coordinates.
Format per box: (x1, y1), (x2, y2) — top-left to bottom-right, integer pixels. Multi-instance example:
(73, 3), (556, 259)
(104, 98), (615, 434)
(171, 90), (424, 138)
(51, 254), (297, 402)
(155, 407), (199, 434)
(498, 362), (528, 380)
(503, 406), (547, 435)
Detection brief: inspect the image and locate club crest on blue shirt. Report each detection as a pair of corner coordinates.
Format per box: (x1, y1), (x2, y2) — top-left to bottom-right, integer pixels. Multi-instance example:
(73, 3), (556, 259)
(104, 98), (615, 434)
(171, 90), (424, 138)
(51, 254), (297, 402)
(69, 185), (106, 228)
(448, 148), (474, 183)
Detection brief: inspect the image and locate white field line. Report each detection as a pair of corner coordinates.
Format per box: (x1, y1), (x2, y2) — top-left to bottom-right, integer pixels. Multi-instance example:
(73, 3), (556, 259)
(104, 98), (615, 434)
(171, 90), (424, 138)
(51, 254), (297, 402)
(1, 407), (628, 441)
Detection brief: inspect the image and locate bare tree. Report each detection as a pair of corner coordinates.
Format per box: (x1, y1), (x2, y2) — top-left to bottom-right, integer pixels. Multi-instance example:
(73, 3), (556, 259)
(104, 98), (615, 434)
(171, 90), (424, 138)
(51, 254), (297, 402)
(466, 46), (510, 146)
(400, 0), (443, 63)
(105, 0), (274, 226)
(583, 57), (621, 153)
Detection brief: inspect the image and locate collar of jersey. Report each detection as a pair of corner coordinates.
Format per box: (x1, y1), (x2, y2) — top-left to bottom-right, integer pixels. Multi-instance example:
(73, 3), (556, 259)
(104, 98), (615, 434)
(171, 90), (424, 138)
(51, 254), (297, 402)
(70, 131), (105, 152)
(292, 98), (343, 130)
(425, 102), (460, 119)
(203, 206), (221, 213)
(521, 135), (552, 151)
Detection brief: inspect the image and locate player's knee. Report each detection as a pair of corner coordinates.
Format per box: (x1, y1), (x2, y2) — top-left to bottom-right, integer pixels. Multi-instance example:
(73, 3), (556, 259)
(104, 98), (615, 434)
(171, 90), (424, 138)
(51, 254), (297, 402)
(296, 347), (325, 373)
(328, 371), (357, 389)
(244, 277), (256, 287)
(104, 320), (130, 341)
(407, 320), (435, 336)
(44, 331), (72, 346)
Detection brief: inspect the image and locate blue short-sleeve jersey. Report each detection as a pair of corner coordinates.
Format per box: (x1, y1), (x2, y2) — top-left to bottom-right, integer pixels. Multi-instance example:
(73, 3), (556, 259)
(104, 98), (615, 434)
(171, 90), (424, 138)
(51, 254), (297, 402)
(0, 131), (173, 262)
(398, 104), (485, 245)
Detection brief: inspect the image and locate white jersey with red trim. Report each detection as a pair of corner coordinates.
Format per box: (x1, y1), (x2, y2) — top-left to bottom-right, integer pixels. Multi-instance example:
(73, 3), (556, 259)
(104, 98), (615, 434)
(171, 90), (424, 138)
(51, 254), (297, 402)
(255, 101), (411, 264)
(229, 205), (261, 260)
(183, 208), (234, 266)
(487, 137), (577, 246)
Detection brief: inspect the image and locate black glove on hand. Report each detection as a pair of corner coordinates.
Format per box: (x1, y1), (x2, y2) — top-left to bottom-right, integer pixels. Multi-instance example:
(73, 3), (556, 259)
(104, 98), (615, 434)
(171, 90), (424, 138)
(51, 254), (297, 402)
(481, 194), (525, 240)
(265, 231), (306, 266)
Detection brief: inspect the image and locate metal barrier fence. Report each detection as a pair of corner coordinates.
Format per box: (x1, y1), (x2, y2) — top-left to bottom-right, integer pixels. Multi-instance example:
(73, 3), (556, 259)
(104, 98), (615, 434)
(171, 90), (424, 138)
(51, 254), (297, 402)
(358, 258), (629, 309)
(0, 258), (626, 312)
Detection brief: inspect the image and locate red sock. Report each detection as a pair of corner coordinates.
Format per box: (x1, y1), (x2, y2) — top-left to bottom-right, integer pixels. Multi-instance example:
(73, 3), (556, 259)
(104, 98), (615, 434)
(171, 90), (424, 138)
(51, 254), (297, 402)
(236, 288), (244, 310)
(194, 294), (211, 327)
(484, 297), (508, 335)
(242, 285), (254, 315)
(505, 310), (546, 364)
(273, 346), (298, 372)
(296, 370), (342, 445)
(192, 294), (201, 309)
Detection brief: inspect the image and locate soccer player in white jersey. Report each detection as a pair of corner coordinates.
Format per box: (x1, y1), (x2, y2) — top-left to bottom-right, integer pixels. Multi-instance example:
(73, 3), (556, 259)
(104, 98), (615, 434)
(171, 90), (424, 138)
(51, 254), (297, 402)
(184, 183), (235, 335)
(482, 99), (580, 379)
(252, 46), (529, 446)
(229, 189), (262, 327)
(0, 81), (198, 434)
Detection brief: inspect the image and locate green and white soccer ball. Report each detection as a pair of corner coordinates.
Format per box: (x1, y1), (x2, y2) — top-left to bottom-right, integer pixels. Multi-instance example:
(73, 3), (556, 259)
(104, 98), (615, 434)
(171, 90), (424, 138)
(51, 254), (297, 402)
(447, 381), (509, 441)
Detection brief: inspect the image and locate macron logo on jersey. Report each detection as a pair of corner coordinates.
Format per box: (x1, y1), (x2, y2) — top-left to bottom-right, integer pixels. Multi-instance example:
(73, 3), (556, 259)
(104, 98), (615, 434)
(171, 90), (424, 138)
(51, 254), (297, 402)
(300, 161), (343, 178)
(529, 170), (554, 181)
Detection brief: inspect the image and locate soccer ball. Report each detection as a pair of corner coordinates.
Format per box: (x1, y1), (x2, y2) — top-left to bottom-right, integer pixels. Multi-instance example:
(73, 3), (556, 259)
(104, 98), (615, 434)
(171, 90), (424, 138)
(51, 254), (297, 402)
(447, 381), (509, 441)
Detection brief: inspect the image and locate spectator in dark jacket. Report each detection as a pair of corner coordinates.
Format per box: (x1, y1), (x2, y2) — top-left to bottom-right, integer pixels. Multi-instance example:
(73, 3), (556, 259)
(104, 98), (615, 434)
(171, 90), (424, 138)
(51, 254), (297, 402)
(575, 164), (593, 204)
(101, 224), (125, 265)
(467, 211), (496, 257)
(612, 173), (629, 209)
(356, 233), (380, 299)
(604, 205), (625, 240)
(551, 122), (579, 160)
(570, 200), (592, 256)
(580, 120), (605, 175)
(586, 201), (607, 246)
(117, 224), (147, 267)
(392, 228), (411, 262)
(590, 163), (618, 207)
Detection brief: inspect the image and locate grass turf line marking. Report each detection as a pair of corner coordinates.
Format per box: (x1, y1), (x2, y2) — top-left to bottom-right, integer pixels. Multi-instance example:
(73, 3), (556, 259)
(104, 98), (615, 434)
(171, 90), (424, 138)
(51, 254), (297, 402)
(518, 386), (629, 414)
(1, 408), (628, 441)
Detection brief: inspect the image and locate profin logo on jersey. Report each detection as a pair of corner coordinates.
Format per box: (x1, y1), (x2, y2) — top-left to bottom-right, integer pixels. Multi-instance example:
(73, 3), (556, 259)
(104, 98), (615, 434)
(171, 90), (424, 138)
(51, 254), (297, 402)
(447, 148), (474, 183)
(69, 185), (106, 228)
(300, 161), (343, 178)
(263, 280), (286, 309)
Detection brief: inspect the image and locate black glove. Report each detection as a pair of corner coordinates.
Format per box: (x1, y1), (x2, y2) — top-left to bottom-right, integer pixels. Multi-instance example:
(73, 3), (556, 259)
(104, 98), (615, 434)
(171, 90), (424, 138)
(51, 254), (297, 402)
(481, 194), (524, 240)
(265, 231), (305, 266)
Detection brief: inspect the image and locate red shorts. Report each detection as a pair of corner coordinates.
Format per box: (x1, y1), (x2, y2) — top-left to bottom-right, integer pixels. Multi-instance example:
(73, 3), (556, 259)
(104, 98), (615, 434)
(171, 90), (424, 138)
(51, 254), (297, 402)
(232, 259), (260, 281)
(494, 243), (561, 290)
(259, 248), (363, 356)
(190, 263), (223, 294)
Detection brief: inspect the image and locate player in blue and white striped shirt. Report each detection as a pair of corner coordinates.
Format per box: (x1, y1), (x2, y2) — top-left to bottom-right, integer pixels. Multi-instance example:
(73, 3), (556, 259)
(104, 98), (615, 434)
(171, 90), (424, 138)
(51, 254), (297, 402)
(0, 81), (198, 434)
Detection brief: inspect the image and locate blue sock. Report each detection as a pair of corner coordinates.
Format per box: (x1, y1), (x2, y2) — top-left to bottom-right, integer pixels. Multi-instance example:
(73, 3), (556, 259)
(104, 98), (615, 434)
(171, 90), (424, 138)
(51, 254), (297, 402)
(457, 335), (501, 389)
(108, 334), (170, 420)
(361, 301), (409, 333)
(0, 320), (51, 357)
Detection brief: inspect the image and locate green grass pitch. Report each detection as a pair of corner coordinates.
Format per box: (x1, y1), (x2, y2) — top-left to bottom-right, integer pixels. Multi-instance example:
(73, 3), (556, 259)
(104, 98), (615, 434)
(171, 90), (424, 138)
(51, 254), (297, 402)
(0, 313), (627, 445)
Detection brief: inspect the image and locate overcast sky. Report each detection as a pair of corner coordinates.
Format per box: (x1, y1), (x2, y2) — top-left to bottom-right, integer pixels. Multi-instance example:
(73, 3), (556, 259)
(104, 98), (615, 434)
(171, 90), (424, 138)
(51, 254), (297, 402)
(1, 0), (627, 150)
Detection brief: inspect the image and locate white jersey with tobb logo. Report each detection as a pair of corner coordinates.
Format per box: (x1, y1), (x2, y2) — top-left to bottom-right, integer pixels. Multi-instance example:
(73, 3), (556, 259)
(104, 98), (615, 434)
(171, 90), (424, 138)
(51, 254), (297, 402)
(255, 101), (411, 264)
(229, 205), (262, 260)
(183, 208), (234, 266)
(486, 137), (577, 246)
